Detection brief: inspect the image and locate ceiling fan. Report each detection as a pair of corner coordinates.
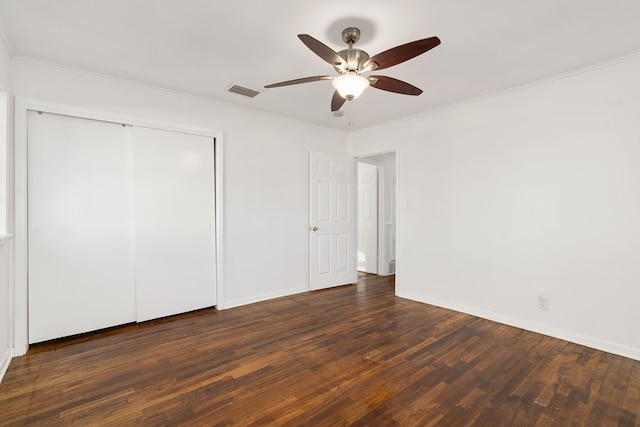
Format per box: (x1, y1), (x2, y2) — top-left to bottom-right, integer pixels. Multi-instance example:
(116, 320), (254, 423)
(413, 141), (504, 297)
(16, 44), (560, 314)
(265, 27), (441, 112)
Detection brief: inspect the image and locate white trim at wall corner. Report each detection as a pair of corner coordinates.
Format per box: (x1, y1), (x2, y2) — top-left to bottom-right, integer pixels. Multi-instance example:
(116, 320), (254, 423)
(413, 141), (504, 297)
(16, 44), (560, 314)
(0, 347), (13, 382)
(13, 96), (225, 355)
(398, 291), (640, 362)
(214, 132), (225, 310)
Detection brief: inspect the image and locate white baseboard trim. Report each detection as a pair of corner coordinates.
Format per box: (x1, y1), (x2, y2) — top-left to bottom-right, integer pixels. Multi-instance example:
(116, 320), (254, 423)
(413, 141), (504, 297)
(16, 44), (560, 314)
(399, 291), (640, 362)
(0, 347), (14, 383)
(223, 285), (309, 310)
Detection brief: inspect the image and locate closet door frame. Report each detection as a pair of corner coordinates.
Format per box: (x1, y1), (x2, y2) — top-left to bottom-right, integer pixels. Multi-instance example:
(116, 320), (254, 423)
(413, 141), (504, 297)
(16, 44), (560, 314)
(13, 97), (225, 355)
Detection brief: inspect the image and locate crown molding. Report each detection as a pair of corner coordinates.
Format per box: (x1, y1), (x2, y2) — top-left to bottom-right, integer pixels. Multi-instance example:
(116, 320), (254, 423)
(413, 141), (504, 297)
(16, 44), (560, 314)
(350, 51), (640, 137)
(11, 55), (349, 136)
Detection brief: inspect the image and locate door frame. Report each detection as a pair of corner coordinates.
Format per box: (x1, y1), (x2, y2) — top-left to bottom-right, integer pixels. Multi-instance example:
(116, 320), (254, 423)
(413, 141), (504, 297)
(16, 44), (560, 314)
(356, 156), (395, 276)
(13, 97), (225, 355)
(356, 160), (381, 274)
(354, 149), (397, 284)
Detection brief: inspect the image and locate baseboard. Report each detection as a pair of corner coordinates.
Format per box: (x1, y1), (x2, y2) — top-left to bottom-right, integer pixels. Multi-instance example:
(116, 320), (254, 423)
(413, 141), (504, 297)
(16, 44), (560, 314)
(0, 347), (13, 383)
(224, 285), (309, 310)
(399, 291), (640, 362)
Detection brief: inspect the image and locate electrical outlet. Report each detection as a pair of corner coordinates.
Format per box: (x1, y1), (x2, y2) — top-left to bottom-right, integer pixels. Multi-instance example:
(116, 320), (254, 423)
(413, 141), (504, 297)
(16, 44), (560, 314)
(538, 295), (549, 311)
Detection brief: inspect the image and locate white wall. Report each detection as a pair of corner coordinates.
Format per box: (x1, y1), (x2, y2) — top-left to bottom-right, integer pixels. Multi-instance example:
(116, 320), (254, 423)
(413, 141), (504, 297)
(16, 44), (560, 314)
(10, 58), (349, 312)
(349, 55), (640, 360)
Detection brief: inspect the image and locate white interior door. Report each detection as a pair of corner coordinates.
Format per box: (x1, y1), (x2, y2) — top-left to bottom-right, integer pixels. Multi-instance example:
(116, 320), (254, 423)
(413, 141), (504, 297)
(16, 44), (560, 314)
(133, 127), (216, 322)
(357, 162), (378, 273)
(28, 112), (136, 343)
(309, 152), (356, 290)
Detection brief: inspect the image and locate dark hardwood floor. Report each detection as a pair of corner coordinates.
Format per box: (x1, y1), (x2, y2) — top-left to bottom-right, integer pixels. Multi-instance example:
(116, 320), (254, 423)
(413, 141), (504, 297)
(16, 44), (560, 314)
(1, 273), (639, 426)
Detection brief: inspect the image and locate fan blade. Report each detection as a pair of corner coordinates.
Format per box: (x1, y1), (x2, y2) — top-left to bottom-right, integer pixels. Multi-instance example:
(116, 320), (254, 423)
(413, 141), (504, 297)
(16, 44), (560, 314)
(298, 34), (345, 68)
(369, 75), (423, 96)
(364, 36), (440, 71)
(331, 90), (346, 112)
(265, 75), (332, 88)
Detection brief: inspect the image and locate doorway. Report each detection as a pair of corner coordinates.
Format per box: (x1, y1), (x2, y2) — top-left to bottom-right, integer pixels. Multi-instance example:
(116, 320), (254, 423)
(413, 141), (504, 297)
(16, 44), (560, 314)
(356, 152), (396, 276)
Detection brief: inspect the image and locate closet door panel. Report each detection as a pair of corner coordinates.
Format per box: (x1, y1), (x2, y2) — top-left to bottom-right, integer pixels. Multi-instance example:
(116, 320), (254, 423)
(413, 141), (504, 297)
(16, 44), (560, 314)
(133, 127), (216, 322)
(28, 112), (136, 343)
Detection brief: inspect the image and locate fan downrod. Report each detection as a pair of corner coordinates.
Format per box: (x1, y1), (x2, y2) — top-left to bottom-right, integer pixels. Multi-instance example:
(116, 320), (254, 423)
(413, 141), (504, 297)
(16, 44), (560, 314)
(335, 27), (370, 73)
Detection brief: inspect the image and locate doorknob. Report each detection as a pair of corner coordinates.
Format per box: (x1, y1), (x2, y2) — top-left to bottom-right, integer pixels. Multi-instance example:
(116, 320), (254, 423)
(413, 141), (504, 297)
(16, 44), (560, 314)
(311, 226), (319, 231)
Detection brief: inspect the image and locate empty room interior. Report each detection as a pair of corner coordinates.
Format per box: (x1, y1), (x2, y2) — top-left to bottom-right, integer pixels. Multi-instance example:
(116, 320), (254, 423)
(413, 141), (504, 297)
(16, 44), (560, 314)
(1, 1), (640, 425)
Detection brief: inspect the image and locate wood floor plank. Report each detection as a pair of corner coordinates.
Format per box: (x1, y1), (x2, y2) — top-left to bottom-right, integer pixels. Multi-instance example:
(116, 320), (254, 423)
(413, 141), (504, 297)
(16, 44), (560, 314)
(1, 273), (639, 426)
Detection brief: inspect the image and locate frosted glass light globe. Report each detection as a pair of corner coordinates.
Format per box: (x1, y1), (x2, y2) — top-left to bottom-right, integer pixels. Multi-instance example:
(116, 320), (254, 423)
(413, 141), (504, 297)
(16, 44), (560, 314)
(332, 74), (369, 100)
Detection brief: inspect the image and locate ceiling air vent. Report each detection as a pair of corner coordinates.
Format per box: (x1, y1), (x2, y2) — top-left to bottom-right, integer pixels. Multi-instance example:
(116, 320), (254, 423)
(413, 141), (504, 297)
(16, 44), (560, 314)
(226, 84), (262, 98)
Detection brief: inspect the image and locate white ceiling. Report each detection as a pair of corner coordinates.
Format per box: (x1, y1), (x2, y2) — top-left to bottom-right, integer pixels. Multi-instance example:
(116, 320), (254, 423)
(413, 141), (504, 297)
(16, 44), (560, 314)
(1, 0), (640, 131)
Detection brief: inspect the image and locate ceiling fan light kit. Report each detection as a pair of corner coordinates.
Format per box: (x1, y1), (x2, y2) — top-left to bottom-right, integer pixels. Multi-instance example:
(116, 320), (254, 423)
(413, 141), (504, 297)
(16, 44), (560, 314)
(265, 26), (441, 114)
(332, 73), (370, 100)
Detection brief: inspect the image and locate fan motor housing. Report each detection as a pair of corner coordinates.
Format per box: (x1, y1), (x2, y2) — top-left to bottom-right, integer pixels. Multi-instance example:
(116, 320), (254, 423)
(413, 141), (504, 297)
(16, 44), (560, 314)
(335, 48), (369, 73)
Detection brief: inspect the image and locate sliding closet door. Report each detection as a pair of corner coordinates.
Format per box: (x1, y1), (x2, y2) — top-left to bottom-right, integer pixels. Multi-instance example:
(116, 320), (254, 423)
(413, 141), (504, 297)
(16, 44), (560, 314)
(28, 112), (135, 343)
(132, 127), (216, 322)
